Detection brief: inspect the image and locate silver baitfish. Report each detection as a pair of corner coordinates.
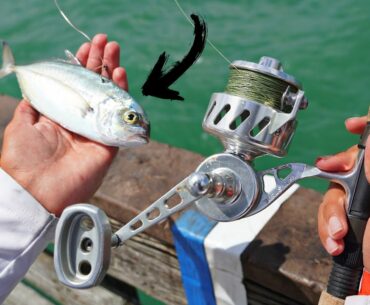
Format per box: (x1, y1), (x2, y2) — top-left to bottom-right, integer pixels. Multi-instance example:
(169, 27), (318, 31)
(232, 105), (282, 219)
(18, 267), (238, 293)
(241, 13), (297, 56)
(0, 41), (150, 147)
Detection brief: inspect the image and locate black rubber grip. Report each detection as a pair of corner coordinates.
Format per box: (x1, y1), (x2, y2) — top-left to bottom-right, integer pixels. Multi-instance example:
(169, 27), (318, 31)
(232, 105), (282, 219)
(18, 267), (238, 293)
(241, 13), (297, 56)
(348, 162), (370, 219)
(327, 262), (363, 299)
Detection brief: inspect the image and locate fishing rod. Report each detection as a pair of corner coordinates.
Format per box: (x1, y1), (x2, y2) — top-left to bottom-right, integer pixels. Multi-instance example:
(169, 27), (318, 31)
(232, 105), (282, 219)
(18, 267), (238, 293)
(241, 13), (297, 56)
(53, 56), (369, 304)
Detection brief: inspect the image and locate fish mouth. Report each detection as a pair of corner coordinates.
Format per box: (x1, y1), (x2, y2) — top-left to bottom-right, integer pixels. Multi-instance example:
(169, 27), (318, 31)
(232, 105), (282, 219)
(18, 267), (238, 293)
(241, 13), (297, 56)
(127, 132), (149, 145)
(136, 134), (149, 143)
(138, 122), (150, 143)
(126, 123), (150, 146)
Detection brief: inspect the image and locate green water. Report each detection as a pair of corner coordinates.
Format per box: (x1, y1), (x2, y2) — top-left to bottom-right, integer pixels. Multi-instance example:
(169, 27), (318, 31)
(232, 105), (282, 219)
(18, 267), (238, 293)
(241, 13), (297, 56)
(1, 0), (370, 192)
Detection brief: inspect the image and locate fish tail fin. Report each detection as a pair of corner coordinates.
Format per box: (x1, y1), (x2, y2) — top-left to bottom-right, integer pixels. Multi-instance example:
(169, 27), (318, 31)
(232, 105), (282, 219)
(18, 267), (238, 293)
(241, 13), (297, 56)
(0, 41), (15, 79)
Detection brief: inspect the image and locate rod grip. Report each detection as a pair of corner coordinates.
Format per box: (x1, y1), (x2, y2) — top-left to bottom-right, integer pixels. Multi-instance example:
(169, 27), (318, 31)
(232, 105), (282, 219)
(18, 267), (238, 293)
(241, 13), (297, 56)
(327, 154), (370, 299)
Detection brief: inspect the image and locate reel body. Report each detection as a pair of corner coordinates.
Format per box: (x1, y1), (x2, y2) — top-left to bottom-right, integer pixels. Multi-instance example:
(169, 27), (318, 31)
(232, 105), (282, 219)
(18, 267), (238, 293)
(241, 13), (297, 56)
(54, 56), (363, 291)
(203, 91), (302, 159)
(203, 56), (307, 159)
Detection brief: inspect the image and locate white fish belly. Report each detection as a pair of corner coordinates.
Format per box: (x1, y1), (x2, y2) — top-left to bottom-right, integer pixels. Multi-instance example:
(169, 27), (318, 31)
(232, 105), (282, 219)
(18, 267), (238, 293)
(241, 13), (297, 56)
(15, 66), (101, 142)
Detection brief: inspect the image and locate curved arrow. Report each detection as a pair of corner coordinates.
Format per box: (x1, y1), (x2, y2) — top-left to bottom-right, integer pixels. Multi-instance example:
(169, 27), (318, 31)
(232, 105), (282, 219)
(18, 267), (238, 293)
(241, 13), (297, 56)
(141, 14), (207, 101)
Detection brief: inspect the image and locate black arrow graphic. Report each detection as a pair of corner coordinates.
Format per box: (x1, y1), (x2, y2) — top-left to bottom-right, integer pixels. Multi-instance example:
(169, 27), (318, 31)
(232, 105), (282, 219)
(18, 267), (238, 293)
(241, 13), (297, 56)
(141, 14), (207, 101)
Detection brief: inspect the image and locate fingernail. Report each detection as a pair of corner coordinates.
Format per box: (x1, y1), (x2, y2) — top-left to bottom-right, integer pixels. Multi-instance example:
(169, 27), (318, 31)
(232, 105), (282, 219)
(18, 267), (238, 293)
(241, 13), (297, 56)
(326, 237), (339, 254)
(345, 117), (358, 124)
(315, 156), (331, 164)
(328, 216), (343, 237)
(93, 34), (107, 42)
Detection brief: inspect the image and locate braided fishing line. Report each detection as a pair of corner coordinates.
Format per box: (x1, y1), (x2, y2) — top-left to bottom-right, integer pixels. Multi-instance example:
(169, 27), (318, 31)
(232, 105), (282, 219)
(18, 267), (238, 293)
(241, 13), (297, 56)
(225, 67), (295, 111)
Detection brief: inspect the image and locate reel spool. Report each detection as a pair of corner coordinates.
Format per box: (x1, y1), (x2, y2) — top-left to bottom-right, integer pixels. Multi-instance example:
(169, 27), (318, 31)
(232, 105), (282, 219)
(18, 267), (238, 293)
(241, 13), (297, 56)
(203, 56), (308, 159)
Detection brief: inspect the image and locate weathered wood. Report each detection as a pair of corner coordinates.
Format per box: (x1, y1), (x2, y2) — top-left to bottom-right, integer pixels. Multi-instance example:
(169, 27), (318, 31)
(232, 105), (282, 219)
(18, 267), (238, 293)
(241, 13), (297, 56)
(25, 252), (132, 305)
(242, 188), (329, 305)
(318, 291), (345, 305)
(4, 282), (54, 305)
(109, 219), (187, 305)
(245, 279), (305, 305)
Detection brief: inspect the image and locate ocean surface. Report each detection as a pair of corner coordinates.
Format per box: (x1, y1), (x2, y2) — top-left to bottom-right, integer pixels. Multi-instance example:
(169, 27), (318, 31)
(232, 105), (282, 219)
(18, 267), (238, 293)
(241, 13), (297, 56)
(1, 0), (370, 192)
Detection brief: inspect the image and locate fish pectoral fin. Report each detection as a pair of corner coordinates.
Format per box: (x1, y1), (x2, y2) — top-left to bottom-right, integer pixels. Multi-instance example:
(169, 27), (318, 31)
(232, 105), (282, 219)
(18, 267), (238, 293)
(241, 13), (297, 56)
(64, 50), (82, 66)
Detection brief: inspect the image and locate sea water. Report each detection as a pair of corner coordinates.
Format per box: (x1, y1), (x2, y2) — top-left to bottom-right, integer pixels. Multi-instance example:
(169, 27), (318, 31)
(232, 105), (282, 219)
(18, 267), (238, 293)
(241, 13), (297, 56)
(1, 0), (370, 192)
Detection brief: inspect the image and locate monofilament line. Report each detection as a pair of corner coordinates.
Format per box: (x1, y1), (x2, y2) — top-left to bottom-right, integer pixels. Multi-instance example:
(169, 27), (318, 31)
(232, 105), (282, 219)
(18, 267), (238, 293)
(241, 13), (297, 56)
(54, 0), (109, 75)
(54, 0), (92, 42)
(173, 0), (238, 70)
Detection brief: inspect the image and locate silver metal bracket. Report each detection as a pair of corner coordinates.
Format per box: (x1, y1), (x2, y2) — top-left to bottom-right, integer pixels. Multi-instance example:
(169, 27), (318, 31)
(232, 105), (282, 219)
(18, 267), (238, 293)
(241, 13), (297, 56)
(112, 176), (205, 246)
(250, 153), (362, 216)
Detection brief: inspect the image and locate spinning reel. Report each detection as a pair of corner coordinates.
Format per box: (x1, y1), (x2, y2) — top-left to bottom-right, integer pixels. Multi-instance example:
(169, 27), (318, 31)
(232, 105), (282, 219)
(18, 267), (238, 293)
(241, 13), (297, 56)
(54, 57), (368, 293)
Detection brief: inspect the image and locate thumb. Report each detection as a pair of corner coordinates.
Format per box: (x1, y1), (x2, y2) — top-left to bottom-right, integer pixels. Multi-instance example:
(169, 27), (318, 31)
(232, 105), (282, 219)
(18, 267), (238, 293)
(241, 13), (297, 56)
(11, 100), (39, 126)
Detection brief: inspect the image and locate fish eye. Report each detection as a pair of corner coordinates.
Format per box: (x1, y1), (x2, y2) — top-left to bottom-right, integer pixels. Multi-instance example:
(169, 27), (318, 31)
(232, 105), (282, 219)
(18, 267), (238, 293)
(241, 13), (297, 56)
(123, 111), (139, 125)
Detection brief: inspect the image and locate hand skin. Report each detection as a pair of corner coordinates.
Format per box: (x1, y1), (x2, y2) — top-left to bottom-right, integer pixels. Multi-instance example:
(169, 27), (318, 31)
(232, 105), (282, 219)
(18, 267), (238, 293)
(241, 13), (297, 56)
(316, 115), (370, 270)
(0, 34), (129, 217)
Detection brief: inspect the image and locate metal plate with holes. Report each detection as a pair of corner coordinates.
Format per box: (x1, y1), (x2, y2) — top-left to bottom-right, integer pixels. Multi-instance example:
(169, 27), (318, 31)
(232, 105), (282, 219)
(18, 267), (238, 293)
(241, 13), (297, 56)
(202, 93), (302, 158)
(54, 204), (112, 288)
(194, 153), (260, 221)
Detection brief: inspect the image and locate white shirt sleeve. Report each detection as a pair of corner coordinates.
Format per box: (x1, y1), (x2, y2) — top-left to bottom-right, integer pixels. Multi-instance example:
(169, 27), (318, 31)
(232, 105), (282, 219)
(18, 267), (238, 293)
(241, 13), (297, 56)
(345, 295), (370, 305)
(0, 168), (57, 304)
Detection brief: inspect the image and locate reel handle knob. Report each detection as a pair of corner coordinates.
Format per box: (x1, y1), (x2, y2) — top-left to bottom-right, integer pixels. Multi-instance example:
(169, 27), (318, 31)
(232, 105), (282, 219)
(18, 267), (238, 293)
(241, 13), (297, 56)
(54, 204), (112, 288)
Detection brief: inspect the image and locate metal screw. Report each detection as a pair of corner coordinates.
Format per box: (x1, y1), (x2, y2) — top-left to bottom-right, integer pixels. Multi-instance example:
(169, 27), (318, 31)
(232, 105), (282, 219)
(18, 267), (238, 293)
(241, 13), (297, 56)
(187, 173), (212, 197)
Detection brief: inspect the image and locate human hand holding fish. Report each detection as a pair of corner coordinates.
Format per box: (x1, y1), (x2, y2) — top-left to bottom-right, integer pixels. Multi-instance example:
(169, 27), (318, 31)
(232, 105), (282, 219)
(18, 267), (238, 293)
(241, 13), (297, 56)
(0, 34), (137, 216)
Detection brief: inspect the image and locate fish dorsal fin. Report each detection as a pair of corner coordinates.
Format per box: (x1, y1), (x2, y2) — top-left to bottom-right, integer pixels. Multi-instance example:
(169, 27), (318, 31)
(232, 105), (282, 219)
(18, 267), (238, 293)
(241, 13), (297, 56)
(64, 50), (82, 66)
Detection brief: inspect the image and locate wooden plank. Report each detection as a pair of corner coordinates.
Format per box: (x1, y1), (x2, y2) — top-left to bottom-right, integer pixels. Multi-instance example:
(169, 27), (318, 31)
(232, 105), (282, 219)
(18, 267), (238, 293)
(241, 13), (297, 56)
(4, 282), (54, 305)
(109, 219), (187, 305)
(25, 252), (133, 305)
(241, 188), (330, 305)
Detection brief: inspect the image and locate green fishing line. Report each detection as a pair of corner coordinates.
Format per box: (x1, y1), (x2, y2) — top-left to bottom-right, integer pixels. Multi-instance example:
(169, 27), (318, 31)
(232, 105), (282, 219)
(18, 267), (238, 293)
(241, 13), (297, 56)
(225, 68), (295, 111)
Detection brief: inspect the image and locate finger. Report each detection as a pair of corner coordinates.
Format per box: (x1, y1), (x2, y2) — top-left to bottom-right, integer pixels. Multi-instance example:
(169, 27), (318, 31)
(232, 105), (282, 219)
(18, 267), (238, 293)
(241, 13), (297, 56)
(112, 67), (128, 91)
(11, 100), (39, 126)
(318, 185), (347, 255)
(363, 219), (370, 272)
(76, 42), (91, 67)
(345, 116), (367, 134)
(365, 137), (370, 183)
(316, 146), (358, 172)
(86, 34), (107, 73)
(101, 41), (120, 79)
